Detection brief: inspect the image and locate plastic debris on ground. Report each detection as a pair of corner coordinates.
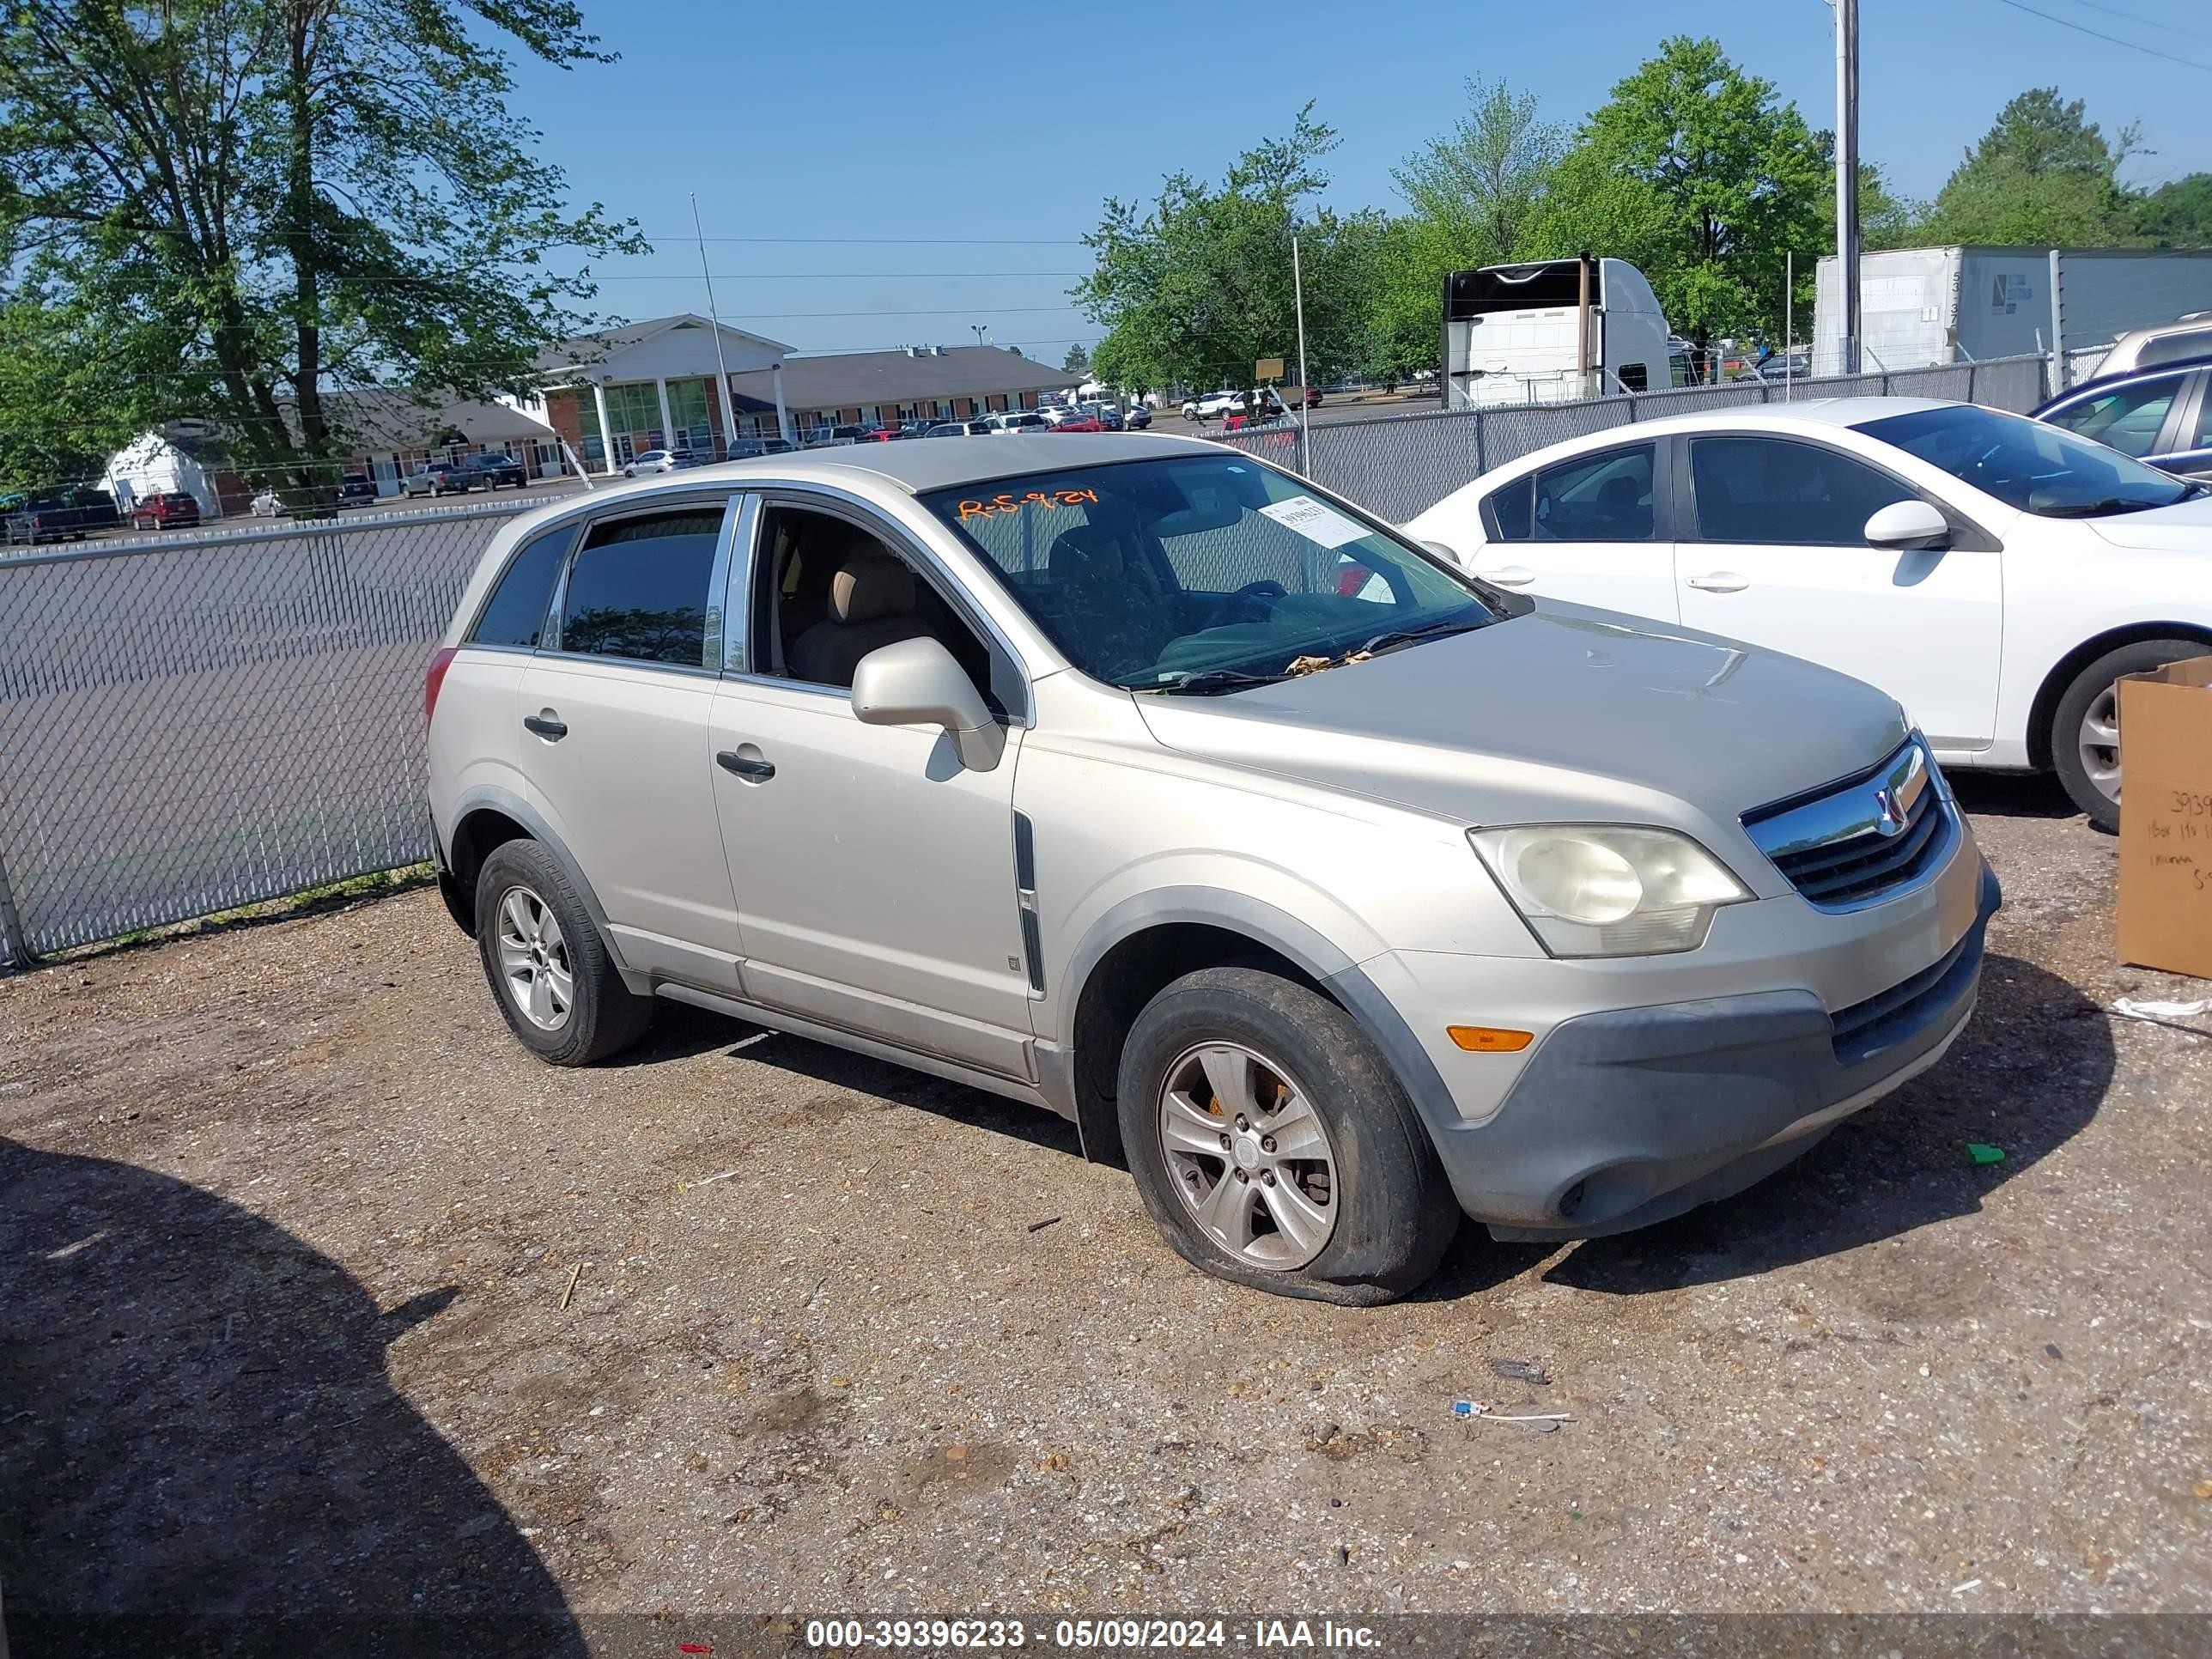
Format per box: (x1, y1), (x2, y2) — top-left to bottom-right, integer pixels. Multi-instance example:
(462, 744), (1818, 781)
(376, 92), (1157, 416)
(2112, 996), (2211, 1022)
(1962, 1142), (2007, 1167)
(1487, 1357), (1552, 1386)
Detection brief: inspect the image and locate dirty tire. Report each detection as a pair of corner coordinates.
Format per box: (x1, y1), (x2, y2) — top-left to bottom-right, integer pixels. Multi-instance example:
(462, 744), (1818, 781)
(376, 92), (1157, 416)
(1117, 967), (1459, 1305)
(473, 839), (652, 1066)
(2051, 636), (2205, 833)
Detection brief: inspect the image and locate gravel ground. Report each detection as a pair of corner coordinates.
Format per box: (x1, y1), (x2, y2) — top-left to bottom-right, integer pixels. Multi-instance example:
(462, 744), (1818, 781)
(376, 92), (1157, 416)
(3, 775), (2209, 1654)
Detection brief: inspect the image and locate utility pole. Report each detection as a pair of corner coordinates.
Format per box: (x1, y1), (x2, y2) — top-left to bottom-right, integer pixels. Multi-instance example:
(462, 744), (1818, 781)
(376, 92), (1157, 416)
(691, 194), (737, 459)
(1291, 234), (1311, 463)
(1834, 0), (1861, 375)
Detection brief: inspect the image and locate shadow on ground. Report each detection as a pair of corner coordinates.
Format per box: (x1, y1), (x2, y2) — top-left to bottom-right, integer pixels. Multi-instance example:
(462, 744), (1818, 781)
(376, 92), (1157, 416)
(0, 1139), (582, 1657)
(618, 1000), (1084, 1158)
(1546, 955), (2110, 1294)
(1949, 769), (2081, 821)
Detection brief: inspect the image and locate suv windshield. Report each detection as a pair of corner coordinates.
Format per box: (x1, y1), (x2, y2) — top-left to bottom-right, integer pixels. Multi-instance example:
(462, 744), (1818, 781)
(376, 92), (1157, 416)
(1858, 404), (2192, 516)
(922, 454), (1499, 690)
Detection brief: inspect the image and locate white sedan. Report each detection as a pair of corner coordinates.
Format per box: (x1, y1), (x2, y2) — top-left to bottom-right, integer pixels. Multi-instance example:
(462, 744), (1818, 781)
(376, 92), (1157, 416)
(1404, 398), (2212, 829)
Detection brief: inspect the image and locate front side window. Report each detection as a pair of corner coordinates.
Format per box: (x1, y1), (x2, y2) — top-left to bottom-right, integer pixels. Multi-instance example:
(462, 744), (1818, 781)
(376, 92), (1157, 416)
(922, 455), (1497, 690)
(1859, 404), (2191, 517)
(471, 524), (579, 648)
(557, 507), (724, 667)
(1688, 435), (1916, 544)
(2041, 376), (2182, 458)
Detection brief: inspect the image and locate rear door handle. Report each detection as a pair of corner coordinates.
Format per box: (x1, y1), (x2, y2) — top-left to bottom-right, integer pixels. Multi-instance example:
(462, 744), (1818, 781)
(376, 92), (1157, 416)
(1686, 571), (1748, 593)
(522, 712), (568, 740)
(1480, 564), (1536, 587)
(716, 750), (775, 781)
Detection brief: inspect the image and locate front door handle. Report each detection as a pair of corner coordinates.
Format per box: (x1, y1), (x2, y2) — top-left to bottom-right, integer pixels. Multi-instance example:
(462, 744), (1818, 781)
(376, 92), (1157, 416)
(716, 750), (775, 781)
(1686, 571), (1749, 593)
(523, 711), (568, 741)
(1480, 564), (1536, 587)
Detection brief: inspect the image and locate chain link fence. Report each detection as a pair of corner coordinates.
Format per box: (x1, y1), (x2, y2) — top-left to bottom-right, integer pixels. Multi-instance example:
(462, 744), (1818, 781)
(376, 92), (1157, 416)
(0, 353), (2061, 969)
(0, 499), (532, 965)
(1216, 353), (2052, 524)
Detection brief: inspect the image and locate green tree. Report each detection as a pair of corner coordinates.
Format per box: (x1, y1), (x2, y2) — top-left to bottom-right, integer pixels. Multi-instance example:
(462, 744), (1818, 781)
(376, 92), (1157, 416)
(1075, 106), (1378, 394)
(1367, 78), (1564, 384)
(1060, 342), (1091, 374)
(1552, 37), (1827, 350)
(2133, 173), (2212, 246)
(1923, 89), (2138, 245)
(0, 0), (642, 505)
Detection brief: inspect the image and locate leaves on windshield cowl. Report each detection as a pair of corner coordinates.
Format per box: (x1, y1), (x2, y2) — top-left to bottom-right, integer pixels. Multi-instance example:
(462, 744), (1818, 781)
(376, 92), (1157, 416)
(1286, 655), (1334, 676)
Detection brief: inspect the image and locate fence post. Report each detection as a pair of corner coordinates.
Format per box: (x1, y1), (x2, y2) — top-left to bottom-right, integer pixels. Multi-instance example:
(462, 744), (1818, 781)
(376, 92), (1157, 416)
(1474, 410), (1486, 476)
(0, 836), (30, 970)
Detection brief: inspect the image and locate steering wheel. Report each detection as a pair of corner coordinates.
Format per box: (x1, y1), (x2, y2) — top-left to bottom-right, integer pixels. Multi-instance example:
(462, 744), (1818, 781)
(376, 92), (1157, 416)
(1224, 578), (1288, 621)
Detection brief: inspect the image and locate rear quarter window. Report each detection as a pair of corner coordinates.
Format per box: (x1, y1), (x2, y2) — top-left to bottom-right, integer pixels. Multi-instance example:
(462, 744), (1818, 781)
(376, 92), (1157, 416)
(469, 524), (578, 649)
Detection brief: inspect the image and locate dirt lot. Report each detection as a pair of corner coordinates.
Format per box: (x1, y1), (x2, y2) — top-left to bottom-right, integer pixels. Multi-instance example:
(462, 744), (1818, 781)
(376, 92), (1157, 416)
(3, 775), (2209, 1653)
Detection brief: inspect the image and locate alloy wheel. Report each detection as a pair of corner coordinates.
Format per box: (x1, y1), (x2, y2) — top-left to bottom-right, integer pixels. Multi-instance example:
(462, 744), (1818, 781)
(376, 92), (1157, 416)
(2077, 684), (2122, 805)
(1157, 1042), (1340, 1270)
(495, 885), (574, 1031)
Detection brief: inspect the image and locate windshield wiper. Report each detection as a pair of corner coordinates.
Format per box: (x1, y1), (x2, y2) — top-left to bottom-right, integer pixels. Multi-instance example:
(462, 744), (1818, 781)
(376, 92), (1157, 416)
(2037, 495), (2167, 519)
(1146, 667), (1294, 696)
(1349, 614), (1493, 659)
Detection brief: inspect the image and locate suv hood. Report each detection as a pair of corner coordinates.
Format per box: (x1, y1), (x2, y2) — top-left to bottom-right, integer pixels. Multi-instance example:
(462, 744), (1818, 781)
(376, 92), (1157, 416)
(1135, 605), (1908, 830)
(2082, 491), (2212, 552)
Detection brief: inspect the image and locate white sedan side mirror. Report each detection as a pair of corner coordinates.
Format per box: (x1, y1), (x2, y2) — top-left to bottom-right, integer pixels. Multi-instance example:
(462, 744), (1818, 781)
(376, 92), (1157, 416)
(1419, 538), (1465, 567)
(1865, 500), (1951, 551)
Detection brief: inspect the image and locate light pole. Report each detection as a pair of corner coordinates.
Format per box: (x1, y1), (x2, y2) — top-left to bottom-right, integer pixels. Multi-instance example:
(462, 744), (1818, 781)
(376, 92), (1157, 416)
(1832, 0), (1861, 375)
(970, 324), (989, 347)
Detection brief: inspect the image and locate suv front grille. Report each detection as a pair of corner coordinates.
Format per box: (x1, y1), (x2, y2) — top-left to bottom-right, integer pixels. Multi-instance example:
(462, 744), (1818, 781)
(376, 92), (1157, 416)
(1743, 739), (1953, 910)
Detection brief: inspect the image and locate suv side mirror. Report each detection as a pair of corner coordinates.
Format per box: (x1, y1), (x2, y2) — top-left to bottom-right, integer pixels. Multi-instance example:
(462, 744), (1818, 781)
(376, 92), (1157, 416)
(1865, 500), (1951, 550)
(851, 636), (1006, 773)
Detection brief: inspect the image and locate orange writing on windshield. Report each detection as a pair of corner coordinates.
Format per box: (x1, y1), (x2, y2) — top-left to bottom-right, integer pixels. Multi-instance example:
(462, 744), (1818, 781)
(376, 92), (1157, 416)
(957, 488), (1099, 520)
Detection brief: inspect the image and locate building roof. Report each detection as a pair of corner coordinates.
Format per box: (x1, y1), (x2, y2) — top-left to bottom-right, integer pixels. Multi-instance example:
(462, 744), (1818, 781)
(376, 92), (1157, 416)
(535, 313), (794, 375)
(312, 388), (555, 450)
(726, 345), (1082, 413)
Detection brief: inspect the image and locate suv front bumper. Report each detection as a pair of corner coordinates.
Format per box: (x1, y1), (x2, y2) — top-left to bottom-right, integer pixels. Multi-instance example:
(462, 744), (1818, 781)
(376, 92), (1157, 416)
(1334, 853), (2000, 1241)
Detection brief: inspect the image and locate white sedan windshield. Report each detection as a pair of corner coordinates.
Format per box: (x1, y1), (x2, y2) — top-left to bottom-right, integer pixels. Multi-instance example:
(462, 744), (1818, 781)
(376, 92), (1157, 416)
(1859, 404), (2193, 516)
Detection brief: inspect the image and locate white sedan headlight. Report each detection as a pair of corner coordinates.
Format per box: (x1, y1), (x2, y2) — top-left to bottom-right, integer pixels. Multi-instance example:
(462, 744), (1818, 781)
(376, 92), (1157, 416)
(1469, 825), (1752, 957)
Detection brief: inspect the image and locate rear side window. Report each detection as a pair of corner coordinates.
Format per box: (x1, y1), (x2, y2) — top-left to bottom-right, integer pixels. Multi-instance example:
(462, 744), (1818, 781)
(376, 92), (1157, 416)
(469, 525), (577, 649)
(1483, 476), (1534, 540)
(1689, 436), (1914, 545)
(557, 507), (724, 667)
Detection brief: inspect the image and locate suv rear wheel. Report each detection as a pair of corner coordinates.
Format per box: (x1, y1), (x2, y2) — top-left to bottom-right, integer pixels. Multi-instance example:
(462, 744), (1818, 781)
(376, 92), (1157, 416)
(1116, 967), (1459, 1304)
(2051, 636), (2206, 832)
(473, 840), (653, 1065)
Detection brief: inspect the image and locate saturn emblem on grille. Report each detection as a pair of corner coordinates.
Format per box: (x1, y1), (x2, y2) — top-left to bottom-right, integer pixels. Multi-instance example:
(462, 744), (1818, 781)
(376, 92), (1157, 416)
(1873, 786), (1906, 836)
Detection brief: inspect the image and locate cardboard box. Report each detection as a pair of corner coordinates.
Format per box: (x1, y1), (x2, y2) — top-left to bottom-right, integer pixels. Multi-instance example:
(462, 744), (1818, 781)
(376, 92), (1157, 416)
(2116, 654), (2212, 981)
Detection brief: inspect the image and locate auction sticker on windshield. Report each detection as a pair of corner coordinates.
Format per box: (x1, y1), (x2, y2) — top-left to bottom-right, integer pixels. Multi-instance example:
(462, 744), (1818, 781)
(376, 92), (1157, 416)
(1257, 495), (1368, 549)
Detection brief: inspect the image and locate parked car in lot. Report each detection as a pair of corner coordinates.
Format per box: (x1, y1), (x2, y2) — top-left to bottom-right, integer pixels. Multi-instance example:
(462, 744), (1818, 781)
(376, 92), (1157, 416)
(923, 421), (994, 438)
(130, 490), (202, 532)
(1182, 389), (1249, 421)
(2032, 355), (2212, 483)
(339, 474), (379, 503)
(1405, 398), (2212, 830)
(2091, 312), (2212, 379)
(426, 433), (1996, 1303)
(404, 451), (531, 495)
(1048, 411), (1110, 432)
(620, 449), (698, 478)
(984, 411), (1051, 434)
(6, 485), (122, 544)
(1122, 403), (1152, 430)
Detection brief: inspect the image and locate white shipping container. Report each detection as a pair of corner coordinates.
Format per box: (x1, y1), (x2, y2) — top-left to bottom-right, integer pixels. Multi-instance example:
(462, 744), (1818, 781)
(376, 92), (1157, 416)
(1814, 246), (2212, 374)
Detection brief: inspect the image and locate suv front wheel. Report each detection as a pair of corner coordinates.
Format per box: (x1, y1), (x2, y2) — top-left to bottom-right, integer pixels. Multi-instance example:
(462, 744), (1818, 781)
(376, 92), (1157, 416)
(473, 840), (653, 1065)
(1116, 967), (1459, 1304)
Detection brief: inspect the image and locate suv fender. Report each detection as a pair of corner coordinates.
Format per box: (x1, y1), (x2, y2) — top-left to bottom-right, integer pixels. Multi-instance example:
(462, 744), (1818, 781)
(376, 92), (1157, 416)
(1047, 885), (1459, 1173)
(441, 785), (650, 994)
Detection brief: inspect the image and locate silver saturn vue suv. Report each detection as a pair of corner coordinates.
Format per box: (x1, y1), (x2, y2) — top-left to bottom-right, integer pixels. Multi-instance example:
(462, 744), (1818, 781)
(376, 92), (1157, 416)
(426, 433), (1999, 1304)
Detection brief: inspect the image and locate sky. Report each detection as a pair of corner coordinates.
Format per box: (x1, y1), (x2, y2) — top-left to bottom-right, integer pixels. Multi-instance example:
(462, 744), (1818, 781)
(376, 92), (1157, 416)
(502, 0), (2212, 360)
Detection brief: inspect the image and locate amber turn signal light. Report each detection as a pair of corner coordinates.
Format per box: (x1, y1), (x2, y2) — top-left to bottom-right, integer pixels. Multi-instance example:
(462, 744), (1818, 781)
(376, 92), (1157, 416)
(1447, 1025), (1534, 1053)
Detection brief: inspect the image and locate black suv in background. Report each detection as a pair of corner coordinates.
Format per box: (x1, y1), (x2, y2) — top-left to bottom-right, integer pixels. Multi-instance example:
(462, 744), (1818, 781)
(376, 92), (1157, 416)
(402, 451), (530, 496)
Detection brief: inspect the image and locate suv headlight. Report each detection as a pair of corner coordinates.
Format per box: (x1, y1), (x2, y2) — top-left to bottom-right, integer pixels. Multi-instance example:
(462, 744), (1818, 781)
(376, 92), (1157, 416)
(1469, 825), (1752, 957)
